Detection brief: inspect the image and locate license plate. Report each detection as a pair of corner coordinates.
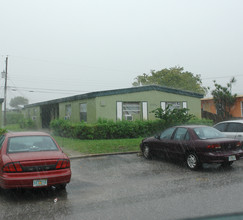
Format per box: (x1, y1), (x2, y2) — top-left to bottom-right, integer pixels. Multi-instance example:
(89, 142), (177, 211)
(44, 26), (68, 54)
(228, 155), (236, 161)
(33, 179), (47, 187)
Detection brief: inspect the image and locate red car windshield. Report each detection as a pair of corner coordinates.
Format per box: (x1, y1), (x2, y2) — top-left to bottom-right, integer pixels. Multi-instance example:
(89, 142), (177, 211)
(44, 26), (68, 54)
(7, 136), (59, 153)
(193, 127), (226, 140)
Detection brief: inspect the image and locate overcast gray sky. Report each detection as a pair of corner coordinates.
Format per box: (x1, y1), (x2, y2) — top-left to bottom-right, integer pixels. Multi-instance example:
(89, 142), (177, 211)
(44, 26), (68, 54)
(0, 0), (243, 105)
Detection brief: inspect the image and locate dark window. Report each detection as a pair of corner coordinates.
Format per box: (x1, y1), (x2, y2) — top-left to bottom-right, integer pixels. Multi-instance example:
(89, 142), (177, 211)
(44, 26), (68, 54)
(185, 131), (190, 141)
(173, 128), (188, 140)
(214, 123), (227, 132)
(160, 127), (176, 140)
(227, 123), (243, 132)
(80, 103), (87, 122)
(7, 136), (58, 153)
(0, 135), (5, 150)
(193, 127), (225, 139)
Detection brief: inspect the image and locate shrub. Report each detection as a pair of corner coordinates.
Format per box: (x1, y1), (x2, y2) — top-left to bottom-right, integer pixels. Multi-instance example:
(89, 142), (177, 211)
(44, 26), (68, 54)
(19, 119), (36, 129)
(50, 119), (166, 140)
(186, 118), (213, 126)
(152, 105), (196, 126)
(50, 118), (213, 140)
(6, 112), (24, 124)
(0, 128), (7, 135)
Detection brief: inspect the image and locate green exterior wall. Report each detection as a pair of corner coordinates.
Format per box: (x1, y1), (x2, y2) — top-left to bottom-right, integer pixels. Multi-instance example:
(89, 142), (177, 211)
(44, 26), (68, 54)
(23, 106), (42, 128)
(23, 86), (203, 128)
(59, 98), (97, 124)
(94, 90), (201, 121)
(58, 90), (201, 123)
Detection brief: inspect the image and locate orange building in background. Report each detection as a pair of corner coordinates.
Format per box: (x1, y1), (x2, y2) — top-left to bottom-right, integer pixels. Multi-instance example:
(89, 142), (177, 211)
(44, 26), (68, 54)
(201, 96), (243, 118)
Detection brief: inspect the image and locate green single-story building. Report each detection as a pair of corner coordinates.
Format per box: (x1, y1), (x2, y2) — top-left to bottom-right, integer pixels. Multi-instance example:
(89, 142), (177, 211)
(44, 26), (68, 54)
(23, 85), (204, 128)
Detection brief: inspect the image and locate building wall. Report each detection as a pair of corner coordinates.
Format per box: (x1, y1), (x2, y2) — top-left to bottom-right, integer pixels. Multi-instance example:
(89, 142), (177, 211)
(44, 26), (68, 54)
(201, 97), (243, 118)
(231, 97), (243, 117)
(59, 98), (96, 123)
(201, 99), (217, 114)
(24, 89), (202, 128)
(23, 106), (42, 128)
(93, 90), (201, 121)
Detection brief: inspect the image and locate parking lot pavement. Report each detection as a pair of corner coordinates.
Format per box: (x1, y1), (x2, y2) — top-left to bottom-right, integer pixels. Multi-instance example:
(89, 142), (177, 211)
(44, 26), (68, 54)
(2, 154), (243, 220)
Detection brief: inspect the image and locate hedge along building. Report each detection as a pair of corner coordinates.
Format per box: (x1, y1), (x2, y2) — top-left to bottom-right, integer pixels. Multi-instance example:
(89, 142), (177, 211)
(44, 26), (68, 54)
(23, 85), (203, 129)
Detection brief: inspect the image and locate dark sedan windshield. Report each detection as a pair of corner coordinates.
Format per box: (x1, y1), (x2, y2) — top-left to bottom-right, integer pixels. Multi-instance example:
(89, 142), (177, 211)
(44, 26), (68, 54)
(7, 136), (58, 153)
(193, 127), (226, 139)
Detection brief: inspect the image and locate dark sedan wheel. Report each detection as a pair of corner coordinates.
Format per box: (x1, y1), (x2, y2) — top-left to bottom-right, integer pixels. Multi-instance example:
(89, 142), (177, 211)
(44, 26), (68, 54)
(186, 153), (201, 170)
(142, 145), (152, 159)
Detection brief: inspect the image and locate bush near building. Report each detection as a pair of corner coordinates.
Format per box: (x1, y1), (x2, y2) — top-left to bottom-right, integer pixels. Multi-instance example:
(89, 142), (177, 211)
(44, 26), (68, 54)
(50, 118), (212, 140)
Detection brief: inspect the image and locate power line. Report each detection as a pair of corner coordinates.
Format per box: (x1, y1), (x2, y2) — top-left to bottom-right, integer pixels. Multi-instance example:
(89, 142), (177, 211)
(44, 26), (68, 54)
(7, 86), (88, 93)
(202, 74), (243, 80)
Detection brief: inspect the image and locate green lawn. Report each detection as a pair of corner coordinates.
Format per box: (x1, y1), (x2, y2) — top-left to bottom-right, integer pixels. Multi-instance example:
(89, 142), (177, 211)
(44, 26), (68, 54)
(4, 124), (142, 155)
(54, 136), (142, 154)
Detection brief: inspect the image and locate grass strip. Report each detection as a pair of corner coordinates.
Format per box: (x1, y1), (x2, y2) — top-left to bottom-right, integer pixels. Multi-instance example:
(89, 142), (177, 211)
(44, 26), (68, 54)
(54, 136), (142, 155)
(4, 124), (142, 155)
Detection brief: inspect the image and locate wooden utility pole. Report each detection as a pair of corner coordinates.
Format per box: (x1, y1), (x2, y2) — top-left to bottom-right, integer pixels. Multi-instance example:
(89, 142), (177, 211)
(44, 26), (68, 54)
(3, 56), (8, 126)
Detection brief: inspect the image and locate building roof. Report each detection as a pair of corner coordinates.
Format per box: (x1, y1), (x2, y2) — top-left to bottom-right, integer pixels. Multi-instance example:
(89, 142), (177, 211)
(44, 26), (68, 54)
(201, 95), (243, 101)
(25, 85), (204, 108)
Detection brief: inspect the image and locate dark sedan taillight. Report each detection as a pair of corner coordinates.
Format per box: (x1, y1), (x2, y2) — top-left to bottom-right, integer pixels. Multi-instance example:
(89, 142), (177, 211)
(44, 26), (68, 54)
(236, 142), (241, 147)
(207, 144), (221, 149)
(55, 159), (70, 169)
(3, 162), (23, 173)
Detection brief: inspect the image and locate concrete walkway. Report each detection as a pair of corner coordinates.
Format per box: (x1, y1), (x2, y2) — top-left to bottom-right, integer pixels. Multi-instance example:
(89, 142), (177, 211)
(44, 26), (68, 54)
(61, 146), (84, 158)
(61, 145), (139, 159)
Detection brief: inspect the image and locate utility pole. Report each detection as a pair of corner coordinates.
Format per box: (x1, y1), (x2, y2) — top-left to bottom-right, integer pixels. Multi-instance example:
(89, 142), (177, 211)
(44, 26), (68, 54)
(3, 56), (8, 126)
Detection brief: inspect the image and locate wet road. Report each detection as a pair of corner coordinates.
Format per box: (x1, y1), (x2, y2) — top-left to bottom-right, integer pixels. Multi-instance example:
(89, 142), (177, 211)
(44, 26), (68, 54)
(1, 154), (243, 220)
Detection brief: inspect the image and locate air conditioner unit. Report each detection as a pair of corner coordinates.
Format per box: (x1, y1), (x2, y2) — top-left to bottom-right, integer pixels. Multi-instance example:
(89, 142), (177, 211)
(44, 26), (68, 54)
(125, 115), (133, 121)
(32, 116), (37, 121)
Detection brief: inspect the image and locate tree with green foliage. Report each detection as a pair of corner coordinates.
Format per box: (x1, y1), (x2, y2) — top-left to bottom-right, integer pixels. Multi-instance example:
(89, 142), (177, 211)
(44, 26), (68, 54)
(9, 96), (29, 109)
(152, 105), (196, 126)
(211, 77), (237, 121)
(132, 66), (207, 95)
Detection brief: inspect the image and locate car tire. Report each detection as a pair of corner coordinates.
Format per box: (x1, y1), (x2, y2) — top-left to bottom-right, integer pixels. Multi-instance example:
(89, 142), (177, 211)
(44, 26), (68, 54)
(221, 161), (233, 167)
(186, 153), (201, 170)
(142, 144), (152, 159)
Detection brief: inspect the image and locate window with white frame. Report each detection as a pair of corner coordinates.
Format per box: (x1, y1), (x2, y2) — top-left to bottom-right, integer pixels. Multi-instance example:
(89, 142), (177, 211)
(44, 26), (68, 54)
(117, 102), (148, 121)
(80, 103), (87, 122)
(123, 102), (140, 121)
(161, 101), (187, 110)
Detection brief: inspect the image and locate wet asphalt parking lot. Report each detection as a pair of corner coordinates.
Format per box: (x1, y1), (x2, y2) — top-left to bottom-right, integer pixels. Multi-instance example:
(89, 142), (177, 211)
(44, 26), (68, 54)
(1, 153), (243, 220)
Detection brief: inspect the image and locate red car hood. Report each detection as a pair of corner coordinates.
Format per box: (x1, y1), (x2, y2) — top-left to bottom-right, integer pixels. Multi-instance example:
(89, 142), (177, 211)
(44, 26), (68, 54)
(7, 151), (67, 163)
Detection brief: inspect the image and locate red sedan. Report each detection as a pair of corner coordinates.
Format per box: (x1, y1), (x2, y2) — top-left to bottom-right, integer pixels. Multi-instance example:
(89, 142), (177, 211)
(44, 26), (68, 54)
(140, 125), (243, 170)
(0, 131), (71, 189)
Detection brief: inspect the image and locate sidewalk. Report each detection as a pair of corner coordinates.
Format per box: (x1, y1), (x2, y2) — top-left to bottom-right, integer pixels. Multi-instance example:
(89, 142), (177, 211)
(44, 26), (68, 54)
(61, 146), (139, 159)
(61, 147), (84, 158)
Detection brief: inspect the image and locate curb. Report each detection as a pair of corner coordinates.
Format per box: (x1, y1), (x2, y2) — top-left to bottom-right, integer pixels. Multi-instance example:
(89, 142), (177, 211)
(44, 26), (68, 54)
(69, 151), (140, 159)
